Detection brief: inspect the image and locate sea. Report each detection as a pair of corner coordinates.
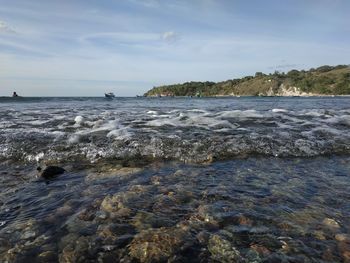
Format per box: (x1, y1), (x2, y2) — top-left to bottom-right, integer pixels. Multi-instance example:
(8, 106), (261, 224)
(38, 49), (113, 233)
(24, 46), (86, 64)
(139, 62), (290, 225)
(0, 96), (349, 262)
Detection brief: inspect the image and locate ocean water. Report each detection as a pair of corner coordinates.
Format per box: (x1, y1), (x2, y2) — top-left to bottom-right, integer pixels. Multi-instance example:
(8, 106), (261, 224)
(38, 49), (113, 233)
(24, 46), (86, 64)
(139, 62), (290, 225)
(0, 97), (350, 262)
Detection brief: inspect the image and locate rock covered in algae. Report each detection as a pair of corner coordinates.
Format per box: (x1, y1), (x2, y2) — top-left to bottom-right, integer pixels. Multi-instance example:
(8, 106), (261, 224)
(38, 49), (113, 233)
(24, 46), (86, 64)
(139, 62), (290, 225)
(59, 236), (90, 263)
(100, 185), (154, 218)
(100, 194), (132, 218)
(128, 226), (193, 262)
(131, 211), (173, 231)
(207, 234), (243, 263)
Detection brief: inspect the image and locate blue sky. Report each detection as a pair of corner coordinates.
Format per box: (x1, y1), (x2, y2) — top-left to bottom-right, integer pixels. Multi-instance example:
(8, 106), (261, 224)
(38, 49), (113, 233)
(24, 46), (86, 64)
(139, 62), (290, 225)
(0, 0), (349, 96)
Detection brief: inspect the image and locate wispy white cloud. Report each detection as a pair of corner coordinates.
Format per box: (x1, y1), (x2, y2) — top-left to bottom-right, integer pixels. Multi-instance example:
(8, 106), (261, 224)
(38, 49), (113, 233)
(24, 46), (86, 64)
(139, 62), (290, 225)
(126, 0), (161, 8)
(80, 32), (159, 45)
(0, 20), (16, 33)
(161, 31), (180, 43)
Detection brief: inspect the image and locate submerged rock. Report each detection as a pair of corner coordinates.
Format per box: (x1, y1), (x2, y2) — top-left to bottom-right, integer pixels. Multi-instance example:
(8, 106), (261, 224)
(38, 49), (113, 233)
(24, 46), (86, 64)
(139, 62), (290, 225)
(336, 234), (350, 263)
(39, 166), (65, 179)
(129, 227), (193, 262)
(323, 218), (340, 228)
(335, 233), (350, 242)
(59, 236), (90, 263)
(131, 211), (173, 230)
(100, 194), (132, 218)
(207, 234), (243, 263)
(85, 167), (142, 182)
(38, 251), (57, 262)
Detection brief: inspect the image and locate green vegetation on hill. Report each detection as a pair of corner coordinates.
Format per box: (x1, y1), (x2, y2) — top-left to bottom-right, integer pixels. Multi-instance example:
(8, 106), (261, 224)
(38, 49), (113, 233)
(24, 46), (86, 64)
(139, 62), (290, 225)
(144, 65), (350, 96)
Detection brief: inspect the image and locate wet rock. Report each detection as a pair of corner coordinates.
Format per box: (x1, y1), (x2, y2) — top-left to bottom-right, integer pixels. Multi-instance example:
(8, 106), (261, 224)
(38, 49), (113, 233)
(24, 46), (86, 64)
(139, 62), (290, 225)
(22, 230), (36, 240)
(100, 195), (132, 218)
(131, 211), (173, 231)
(250, 234), (282, 251)
(323, 218), (340, 228)
(322, 248), (335, 262)
(63, 215), (97, 236)
(313, 230), (326, 240)
(238, 214), (253, 226)
(196, 231), (210, 245)
(77, 203), (101, 222)
(56, 204), (73, 217)
(0, 237), (11, 254)
(261, 253), (299, 263)
(128, 184), (153, 193)
(250, 244), (271, 257)
(150, 175), (162, 185)
(38, 250), (57, 262)
(129, 227), (193, 262)
(335, 233), (350, 243)
(97, 224), (118, 244)
(249, 226), (270, 234)
(95, 211), (107, 220)
(337, 239), (350, 263)
(207, 234), (243, 263)
(152, 194), (177, 214)
(59, 233), (80, 251)
(39, 166), (65, 179)
(97, 251), (121, 263)
(245, 249), (261, 263)
(85, 167), (142, 182)
(342, 251), (350, 263)
(59, 236), (94, 263)
(96, 223), (134, 248)
(101, 185), (152, 215)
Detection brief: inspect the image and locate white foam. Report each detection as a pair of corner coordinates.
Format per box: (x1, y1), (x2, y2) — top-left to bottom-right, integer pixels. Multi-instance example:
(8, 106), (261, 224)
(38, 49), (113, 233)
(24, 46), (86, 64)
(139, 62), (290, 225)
(219, 110), (264, 118)
(272, 108), (288, 113)
(68, 134), (81, 144)
(74, 116), (84, 125)
(187, 109), (208, 113)
(30, 120), (49, 125)
(303, 110), (325, 117)
(147, 119), (178, 127)
(339, 115), (350, 126)
(107, 127), (133, 140)
(26, 152), (45, 162)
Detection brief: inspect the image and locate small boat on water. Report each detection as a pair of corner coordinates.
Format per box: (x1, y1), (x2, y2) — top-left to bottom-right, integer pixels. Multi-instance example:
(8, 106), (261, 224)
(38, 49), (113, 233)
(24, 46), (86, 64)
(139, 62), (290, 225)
(105, 92), (115, 98)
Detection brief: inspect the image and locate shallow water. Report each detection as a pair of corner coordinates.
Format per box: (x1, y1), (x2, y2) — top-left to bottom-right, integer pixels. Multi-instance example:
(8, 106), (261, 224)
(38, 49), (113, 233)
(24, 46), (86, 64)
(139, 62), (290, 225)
(0, 97), (350, 262)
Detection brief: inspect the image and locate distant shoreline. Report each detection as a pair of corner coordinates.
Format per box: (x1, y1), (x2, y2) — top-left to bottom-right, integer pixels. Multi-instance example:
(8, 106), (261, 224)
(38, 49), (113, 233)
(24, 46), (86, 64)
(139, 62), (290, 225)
(144, 64), (350, 97)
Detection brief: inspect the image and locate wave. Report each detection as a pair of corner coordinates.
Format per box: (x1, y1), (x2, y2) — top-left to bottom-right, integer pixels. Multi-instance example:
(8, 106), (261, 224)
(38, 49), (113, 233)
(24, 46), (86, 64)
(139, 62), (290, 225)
(1, 105), (350, 164)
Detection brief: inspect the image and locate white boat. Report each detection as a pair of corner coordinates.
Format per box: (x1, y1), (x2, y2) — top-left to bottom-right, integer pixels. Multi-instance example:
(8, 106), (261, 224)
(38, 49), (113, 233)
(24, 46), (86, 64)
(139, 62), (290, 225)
(105, 92), (115, 98)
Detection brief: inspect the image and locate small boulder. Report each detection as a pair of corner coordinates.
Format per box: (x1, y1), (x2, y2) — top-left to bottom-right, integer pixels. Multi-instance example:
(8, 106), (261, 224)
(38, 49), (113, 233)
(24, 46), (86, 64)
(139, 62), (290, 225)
(323, 218), (340, 228)
(208, 234), (243, 263)
(39, 166), (65, 179)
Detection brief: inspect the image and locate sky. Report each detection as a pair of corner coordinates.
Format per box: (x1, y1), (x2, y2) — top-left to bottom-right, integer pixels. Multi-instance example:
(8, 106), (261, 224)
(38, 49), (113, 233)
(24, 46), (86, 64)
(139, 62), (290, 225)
(0, 0), (349, 96)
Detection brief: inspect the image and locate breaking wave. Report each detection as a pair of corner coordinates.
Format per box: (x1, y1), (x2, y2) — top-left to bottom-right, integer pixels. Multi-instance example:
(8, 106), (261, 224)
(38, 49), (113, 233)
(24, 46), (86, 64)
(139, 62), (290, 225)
(1, 97), (350, 164)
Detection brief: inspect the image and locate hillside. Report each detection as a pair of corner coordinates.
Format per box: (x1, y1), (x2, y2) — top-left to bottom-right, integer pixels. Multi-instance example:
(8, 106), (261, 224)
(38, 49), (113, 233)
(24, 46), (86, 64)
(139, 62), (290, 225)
(144, 65), (350, 97)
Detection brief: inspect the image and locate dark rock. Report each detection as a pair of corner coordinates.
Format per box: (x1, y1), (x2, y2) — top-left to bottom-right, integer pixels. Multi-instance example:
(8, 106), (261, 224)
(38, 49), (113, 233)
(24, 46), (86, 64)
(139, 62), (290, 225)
(39, 166), (65, 179)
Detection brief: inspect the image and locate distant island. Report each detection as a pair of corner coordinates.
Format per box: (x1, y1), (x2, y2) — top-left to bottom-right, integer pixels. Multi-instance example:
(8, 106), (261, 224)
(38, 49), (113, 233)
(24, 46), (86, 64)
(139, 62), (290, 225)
(144, 65), (350, 97)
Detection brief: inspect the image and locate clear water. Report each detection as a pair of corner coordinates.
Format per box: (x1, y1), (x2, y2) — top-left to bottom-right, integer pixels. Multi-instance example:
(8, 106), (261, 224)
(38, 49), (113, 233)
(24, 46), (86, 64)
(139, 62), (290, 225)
(0, 97), (350, 262)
